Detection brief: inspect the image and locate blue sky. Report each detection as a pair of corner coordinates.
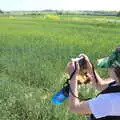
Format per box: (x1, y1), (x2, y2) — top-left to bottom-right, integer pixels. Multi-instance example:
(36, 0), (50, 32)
(0, 0), (120, 11)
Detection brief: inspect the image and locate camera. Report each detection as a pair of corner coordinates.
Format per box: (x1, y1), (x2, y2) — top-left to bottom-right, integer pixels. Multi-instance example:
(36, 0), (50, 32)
(71, 56), (88, 84)
(71, 56), (87, 70)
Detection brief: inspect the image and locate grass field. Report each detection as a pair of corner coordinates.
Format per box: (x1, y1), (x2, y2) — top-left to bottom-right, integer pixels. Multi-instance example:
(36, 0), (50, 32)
(0, 14), (120, 120)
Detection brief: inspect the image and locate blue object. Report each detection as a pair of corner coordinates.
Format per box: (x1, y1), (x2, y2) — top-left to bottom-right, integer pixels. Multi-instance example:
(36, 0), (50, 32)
(51, 84), (69, 105)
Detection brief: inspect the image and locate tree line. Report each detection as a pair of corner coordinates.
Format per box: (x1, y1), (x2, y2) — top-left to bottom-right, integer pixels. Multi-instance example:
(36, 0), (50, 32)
(0, 9), (120, 17)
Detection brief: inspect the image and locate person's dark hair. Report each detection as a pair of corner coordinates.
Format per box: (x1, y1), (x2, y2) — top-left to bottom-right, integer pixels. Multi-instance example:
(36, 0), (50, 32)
(113, 46), (120, 80)
(114, 66), (120, 80)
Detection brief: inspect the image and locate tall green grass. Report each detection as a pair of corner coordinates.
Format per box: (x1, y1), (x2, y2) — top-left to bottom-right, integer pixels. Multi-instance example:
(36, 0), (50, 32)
(0, 15), (120, 120)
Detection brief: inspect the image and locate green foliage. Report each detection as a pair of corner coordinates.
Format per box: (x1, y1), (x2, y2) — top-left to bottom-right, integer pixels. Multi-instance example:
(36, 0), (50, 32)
(0, 15), (120, 120)
(0, 9), (4, 14)
(117, 11), (120, 17)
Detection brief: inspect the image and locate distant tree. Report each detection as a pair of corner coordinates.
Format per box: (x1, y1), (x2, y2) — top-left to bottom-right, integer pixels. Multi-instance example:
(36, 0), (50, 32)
(0, 9), (4, 14)
(56, 11), (63, 15)
(117, 11), (120, 17)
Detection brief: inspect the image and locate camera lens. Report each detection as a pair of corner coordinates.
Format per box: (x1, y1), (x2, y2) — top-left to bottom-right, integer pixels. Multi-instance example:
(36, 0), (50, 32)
(78, 56), (86, 68)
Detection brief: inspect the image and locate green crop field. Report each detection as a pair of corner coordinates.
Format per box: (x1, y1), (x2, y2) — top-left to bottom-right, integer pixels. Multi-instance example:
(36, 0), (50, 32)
(0, 14), (120, 120)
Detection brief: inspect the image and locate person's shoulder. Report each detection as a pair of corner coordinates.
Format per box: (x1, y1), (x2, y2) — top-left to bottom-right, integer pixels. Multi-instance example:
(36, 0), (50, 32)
(96, 92), (120, 100)
(106, 93), (120, 102)
(87, 94), (113, 118)
(88, 93), (111, 103)
(88, 93), (120, 110)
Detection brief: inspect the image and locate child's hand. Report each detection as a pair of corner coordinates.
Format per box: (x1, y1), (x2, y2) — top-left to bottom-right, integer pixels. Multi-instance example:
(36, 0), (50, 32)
(65, 61), (80, 76)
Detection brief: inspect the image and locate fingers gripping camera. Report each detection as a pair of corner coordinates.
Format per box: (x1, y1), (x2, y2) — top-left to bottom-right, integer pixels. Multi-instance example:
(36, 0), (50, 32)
(71, 56), (90, 84)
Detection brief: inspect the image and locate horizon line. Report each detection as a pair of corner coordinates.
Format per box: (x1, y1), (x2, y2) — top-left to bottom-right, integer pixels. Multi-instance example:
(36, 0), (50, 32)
(2, 9), (120, 12)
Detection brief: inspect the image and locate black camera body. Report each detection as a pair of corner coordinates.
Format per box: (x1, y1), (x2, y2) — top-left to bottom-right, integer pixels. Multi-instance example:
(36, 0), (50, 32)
(72, 56), (86, 70)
